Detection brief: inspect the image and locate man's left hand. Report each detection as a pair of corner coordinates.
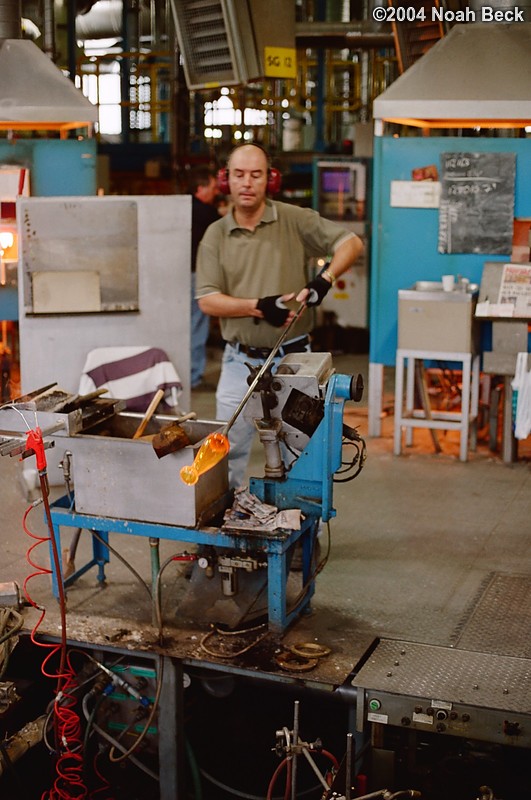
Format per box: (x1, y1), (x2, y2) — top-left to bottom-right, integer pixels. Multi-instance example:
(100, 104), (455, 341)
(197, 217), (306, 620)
(298, 275), (333, 307)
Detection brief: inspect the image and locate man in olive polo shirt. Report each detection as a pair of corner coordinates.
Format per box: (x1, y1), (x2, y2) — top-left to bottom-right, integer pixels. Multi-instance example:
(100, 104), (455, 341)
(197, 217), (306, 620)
(196, 143), (364, 488)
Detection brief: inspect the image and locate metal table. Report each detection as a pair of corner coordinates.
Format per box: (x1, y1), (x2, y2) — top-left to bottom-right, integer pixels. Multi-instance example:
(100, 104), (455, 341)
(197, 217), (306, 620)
(49, 494), (316, 634)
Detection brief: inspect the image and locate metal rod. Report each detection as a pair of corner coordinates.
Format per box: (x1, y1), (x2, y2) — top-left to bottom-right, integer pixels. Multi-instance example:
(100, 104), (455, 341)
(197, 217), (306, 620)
(291, 699), (300, 800)
(222, 302), (307, 437)
(149, 538), (160, 628)
(345, 731), (353, 800)
(301, 747), (331, 790)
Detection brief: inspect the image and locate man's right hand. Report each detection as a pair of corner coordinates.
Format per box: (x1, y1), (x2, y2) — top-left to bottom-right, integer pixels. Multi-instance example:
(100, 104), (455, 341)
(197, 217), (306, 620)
(255, 294), (295, 326)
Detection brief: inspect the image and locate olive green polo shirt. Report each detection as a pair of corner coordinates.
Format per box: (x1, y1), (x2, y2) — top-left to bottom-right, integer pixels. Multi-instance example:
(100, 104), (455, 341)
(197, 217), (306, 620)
(196, 199), (355, 348)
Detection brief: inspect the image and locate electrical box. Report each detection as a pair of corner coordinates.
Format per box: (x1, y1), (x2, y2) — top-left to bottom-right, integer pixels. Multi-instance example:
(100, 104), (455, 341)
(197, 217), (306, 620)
(312, 157), (371, 329)
(315, 160), (367, 223)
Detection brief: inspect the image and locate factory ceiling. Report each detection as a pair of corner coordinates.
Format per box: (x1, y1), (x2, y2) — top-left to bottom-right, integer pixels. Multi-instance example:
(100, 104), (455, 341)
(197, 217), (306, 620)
(373, 22), (531, 129)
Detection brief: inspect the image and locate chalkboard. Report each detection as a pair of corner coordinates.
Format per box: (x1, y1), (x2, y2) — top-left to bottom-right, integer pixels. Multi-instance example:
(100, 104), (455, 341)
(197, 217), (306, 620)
(438, 151), (516, 255)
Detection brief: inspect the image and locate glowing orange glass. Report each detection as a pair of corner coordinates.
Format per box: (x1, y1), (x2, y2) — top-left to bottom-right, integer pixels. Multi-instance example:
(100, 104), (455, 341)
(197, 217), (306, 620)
(180, 432), (230, 486)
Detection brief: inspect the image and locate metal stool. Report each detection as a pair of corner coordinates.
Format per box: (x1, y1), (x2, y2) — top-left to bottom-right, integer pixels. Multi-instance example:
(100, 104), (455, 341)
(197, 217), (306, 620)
(394, 348), (480, 462)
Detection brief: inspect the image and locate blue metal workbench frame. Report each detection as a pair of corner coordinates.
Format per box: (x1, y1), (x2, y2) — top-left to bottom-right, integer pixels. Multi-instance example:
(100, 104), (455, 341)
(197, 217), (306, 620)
(48, 495), (317, 634)
(48, 372), (356, 634)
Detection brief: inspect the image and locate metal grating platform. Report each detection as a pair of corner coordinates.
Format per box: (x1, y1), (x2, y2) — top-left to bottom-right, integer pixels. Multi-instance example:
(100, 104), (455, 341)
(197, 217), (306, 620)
(353, 639), (531, 748)
(454, 573), (531, 659)
(354, 639), (530, 712)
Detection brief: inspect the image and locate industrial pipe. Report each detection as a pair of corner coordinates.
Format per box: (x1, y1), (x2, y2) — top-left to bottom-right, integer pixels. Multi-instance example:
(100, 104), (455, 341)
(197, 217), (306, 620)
(295, 20), (394, 49)
(0, 0), (21, 40)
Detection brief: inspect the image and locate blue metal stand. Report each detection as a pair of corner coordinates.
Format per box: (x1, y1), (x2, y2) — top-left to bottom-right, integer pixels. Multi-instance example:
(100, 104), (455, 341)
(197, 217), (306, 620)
(250, 373), (353, 522)
(47, 371), (358, 633)
(49, 495), (316, 634)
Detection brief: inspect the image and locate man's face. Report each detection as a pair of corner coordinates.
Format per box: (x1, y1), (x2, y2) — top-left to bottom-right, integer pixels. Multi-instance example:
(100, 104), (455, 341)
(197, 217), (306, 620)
(228, 146), (268, 213)
(196, 176), (219, 205)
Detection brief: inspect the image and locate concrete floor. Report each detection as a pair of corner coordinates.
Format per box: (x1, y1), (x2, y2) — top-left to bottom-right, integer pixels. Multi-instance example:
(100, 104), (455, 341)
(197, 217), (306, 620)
(192, 347), (531, 648)
(1, 347), (530, 797)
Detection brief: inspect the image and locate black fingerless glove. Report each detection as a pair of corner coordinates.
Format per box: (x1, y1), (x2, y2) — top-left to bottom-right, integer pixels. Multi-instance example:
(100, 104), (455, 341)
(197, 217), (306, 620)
(304, 274), (332, 307)
(256, 295), (290, 326)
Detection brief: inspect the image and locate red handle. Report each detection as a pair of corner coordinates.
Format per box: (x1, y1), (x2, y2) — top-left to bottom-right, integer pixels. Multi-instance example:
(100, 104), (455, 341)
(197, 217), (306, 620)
(24, 427), (47, 471)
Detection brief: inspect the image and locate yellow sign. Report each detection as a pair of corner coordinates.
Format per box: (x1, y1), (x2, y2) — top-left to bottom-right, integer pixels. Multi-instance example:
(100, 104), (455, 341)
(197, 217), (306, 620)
(264, 47), (297, 79)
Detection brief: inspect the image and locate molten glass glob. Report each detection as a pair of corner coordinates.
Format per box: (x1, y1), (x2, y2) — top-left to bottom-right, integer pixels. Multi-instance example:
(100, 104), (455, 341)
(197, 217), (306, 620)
(180, 432), (230, 486)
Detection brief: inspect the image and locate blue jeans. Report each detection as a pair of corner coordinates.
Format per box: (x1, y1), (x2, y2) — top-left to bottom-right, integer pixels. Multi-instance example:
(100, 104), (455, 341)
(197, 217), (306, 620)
(191, 273), (210, 387)
(216, 340), (310, 489)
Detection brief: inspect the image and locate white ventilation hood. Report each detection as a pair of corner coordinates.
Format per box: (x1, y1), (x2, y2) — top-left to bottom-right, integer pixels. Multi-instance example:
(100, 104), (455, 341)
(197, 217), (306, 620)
(0, 39), (98, 128)
(373, 23), (531, 128)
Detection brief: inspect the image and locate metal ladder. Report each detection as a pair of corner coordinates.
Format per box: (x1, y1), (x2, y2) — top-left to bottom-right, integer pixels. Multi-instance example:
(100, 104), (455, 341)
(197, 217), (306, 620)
(388, 0), (445, 73)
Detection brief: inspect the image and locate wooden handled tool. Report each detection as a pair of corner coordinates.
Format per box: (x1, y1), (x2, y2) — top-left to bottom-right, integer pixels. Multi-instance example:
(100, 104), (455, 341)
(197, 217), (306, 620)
(132, 389), (165, 439)
(151, 412), (197, 458)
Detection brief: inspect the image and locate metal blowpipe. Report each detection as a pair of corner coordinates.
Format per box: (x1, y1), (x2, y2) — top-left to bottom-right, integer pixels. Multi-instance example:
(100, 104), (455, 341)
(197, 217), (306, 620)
(180, 301), (307, 486)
